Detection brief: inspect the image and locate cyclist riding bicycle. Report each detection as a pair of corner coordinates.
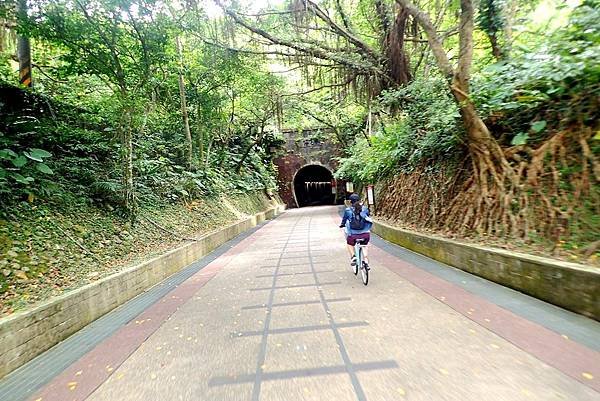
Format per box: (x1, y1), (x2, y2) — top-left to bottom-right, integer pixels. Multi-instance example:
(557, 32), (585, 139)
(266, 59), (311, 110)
(339, 193), (373, 269)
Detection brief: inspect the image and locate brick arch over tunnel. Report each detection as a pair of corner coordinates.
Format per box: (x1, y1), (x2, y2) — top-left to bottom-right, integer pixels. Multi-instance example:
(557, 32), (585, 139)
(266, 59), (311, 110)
(293, 164), (335, 207)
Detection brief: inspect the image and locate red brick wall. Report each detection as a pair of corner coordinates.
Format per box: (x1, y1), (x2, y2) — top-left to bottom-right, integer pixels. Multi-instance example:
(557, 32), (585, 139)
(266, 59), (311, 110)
(274, 153), (348, 208)
(274, 153), (306, 208)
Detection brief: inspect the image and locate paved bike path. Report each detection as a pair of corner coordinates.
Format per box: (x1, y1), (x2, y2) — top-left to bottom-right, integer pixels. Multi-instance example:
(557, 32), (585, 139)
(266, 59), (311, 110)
(18, 206), (600, 400)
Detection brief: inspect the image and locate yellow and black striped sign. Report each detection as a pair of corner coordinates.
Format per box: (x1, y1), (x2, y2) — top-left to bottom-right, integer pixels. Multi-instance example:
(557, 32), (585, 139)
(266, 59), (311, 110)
(18, 34), (33, 88)
(19, 64), (32, 87)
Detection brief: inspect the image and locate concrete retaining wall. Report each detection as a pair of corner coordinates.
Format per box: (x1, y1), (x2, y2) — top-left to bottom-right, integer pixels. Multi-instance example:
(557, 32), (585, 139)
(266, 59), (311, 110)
(372, 220), (600, 321)
(0, 204), (285, 378)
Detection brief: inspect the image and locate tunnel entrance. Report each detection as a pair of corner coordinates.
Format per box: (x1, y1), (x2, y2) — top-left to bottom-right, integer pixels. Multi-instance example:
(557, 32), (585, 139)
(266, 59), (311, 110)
(293, 164), (335, 207)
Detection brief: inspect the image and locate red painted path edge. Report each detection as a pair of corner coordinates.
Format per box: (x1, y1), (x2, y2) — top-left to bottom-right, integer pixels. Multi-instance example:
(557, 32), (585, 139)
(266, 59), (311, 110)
(372, 247), (600, 393)
(331, 210), (599, 393)
(28, 222), (275, 401)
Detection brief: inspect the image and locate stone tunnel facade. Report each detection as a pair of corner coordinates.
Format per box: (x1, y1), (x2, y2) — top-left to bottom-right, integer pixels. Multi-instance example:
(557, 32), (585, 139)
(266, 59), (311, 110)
(273, 128), (347, 208)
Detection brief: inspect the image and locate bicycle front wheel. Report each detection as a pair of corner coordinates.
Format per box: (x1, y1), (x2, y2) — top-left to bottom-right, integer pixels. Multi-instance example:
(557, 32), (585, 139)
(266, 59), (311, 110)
(361, 260), (369, 285)
(353, 246), (359, 275)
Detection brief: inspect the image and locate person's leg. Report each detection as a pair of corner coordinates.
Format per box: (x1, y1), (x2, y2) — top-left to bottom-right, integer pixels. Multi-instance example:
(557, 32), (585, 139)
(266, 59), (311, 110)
(347, 244), (355, 257)
(362, 233), (371, 267)
(346, 235), (356, 265)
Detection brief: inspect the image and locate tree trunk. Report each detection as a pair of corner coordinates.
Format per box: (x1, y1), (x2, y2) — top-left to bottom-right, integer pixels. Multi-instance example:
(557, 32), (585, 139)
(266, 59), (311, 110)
(478, 0), (506, 61)
(17, 0), (32, 87)
(502, 0), (517, 58)
(228, 89), (235, 138)
(451, 78), (506, 164)
(176, 36), (193, 170)
(119, 101), (136, 222)
(487, 32), (504, 61)
(396, 0), (518, 234)
(195, 105), (204, 161)
(376, 0), (412, 88)
(205, 137), (213, 169)
(236, 127), (263, 173)
(397, 0), (505, 163)
(386, 7), (412, 86)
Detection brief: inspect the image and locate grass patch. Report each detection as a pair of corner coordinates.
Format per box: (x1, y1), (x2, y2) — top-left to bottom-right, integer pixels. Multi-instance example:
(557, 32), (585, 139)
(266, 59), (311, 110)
(0, 191), (274, 316)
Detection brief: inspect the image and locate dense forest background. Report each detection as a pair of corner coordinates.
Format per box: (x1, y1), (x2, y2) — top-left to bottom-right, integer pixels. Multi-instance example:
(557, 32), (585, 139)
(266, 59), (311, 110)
(0, 0), (598, 314)
(0, 0), (291, 313)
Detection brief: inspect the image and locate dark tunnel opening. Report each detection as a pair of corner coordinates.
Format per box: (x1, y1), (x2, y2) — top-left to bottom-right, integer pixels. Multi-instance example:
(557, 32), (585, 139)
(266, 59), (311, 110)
(293, 164), (335, 207)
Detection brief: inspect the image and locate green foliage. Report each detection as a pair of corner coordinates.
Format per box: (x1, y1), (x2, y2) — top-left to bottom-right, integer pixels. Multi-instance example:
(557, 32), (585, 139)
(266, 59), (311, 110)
(531, 120), (547, 133)
(0, 0), (595, 297)
(0, 147), (53, 183)
(24, 0), (170, 91)
(0, 190), (271, 313)
(335, 131), (404, 183)
(0, 0), (284, 211)
(283, 94), (366, 144)
(510, 132), (529, 146)
(336, 77), (461, 182)
(473, 0), (600, 144)
(0, 116), (55, 198)
(337, 0), (598, 192)
(478, 0), (506, 37)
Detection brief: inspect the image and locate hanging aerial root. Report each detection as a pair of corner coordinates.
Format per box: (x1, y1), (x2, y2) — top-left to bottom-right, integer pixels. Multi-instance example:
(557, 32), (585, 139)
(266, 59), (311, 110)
(442, 127), (598, 243)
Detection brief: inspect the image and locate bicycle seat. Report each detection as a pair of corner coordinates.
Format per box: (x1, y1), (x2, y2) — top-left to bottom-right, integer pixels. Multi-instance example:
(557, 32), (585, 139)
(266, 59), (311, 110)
(355, 238), (366, 244)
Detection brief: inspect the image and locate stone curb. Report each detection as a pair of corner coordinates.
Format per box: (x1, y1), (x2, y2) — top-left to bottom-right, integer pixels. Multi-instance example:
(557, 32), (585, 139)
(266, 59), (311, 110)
(0, 204), (285, 379)
(372, 220), (600, 321)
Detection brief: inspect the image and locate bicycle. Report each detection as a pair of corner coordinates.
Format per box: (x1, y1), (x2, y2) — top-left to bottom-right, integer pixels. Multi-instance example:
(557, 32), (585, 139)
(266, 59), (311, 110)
(352, 238), (369, 286)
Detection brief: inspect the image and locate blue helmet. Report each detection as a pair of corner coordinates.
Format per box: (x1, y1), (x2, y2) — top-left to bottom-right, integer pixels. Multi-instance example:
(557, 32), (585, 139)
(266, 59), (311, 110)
(349, 193), (360, 203)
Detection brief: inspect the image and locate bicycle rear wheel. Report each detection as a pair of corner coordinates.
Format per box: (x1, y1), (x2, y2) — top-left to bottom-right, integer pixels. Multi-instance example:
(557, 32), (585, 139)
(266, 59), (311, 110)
(360, 259), (369, 285)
